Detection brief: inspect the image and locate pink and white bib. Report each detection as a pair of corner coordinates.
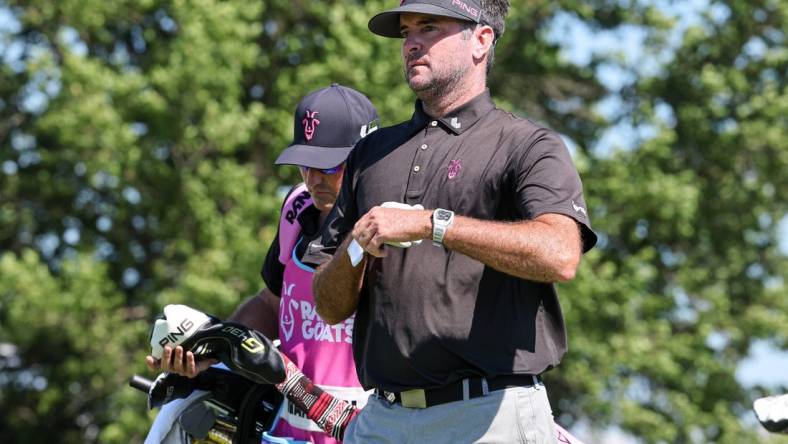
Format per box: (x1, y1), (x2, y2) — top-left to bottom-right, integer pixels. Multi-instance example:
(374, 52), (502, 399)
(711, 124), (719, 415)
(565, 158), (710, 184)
(270, 184), (369, 444)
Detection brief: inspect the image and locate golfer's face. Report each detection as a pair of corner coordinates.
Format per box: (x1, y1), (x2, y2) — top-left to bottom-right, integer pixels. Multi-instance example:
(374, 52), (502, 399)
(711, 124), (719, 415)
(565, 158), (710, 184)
(399, 13), (471, 91)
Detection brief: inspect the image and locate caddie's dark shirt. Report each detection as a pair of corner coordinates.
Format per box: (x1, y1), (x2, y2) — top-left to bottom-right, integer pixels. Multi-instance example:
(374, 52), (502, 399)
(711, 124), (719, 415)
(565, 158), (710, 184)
(320, 90), (597, 392)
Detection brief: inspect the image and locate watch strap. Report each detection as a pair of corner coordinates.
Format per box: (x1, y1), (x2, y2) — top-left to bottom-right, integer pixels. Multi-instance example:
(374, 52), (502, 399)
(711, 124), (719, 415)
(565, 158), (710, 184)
(432, 208), (455, 246)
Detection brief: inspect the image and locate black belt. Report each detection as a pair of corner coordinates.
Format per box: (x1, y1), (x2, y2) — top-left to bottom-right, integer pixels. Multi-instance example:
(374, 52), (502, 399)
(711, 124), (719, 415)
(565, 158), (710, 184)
(374, 374), (542, 409)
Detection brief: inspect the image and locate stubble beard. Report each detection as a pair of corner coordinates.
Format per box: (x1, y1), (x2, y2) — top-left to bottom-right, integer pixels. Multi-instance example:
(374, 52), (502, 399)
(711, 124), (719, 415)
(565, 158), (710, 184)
(405, 58), (469, 105)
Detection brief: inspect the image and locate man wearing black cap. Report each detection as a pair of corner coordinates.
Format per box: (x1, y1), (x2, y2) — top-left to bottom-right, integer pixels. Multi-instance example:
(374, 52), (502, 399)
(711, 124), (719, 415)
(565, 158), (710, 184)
(313, 1), (596, 443)
(147, 84), (379, 444)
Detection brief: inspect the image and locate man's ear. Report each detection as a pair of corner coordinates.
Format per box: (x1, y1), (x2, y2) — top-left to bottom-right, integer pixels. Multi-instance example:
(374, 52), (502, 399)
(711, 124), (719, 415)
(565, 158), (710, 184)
(473, 25), (495, 61)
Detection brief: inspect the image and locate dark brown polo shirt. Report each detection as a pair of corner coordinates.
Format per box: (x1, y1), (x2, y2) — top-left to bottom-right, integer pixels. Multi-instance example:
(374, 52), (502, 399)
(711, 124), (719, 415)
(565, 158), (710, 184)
(319, 90), (597, 392)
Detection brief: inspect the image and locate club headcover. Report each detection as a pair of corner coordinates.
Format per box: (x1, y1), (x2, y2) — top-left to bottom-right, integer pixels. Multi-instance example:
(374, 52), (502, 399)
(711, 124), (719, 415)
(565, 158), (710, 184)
(149, 304), (213, 359)
(149, 305), (286, 386)
(179, 320), (286, 386)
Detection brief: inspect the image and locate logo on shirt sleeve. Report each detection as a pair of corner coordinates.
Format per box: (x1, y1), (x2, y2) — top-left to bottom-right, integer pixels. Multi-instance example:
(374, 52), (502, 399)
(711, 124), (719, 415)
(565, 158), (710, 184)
(572, 200), (587, 216)
(360, 118), (380, 138)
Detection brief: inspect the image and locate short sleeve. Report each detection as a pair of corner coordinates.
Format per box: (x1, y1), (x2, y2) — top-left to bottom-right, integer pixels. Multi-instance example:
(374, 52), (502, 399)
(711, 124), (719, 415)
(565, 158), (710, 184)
(515, 129), (597, 252)
(318, 147), (360, 252)
(260, 186), (304, 296)
(260, 232), (284, 296)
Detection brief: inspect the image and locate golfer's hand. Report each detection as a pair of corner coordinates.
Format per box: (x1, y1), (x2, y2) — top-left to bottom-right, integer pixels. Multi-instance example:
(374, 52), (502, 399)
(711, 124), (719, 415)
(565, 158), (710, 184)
(352, 206), (432, 257)
(145, 345), (217, 378)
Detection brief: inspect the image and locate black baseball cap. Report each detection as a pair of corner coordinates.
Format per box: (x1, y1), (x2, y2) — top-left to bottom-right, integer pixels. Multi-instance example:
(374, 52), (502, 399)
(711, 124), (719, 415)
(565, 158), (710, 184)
(275, 84), (379, 169)
(368, 0), (483, 38)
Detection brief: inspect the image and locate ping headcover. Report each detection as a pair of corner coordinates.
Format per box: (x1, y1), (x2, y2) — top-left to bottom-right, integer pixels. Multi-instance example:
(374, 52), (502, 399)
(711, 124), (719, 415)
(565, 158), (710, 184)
(149, 304), (286, 386)
(149, 304), (213, 359)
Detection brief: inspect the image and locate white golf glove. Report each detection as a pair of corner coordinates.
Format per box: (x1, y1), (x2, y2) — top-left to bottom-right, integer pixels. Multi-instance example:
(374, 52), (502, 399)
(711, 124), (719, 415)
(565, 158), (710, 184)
(348, 202), (424, 267)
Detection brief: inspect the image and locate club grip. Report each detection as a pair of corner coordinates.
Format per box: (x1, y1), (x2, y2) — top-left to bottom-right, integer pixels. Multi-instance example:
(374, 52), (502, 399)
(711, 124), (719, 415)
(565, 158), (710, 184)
(129, 374), (153, 393)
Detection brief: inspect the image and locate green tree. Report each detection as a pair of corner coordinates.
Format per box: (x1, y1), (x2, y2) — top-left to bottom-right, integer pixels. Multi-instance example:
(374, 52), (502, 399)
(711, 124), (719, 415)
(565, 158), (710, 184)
(0, 1), (437, 442)
(547, 1), (788, 443)
(1, 1), (272, 441)
(0, 0), (785, 443)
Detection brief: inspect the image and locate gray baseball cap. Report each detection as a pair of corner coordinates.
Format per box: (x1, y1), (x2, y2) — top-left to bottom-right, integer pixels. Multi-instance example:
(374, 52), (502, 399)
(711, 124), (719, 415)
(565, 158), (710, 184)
(368, 0), (483, 38)
(275, 84), (379, 169)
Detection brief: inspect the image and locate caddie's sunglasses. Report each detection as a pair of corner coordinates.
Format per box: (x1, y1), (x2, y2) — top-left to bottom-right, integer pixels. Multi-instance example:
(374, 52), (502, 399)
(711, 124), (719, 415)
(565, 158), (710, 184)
(299, 164), (344, 175)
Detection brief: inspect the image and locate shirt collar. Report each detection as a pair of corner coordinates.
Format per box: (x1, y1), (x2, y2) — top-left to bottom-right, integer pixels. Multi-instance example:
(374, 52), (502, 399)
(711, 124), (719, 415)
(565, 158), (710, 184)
(409, 89), (495, 135)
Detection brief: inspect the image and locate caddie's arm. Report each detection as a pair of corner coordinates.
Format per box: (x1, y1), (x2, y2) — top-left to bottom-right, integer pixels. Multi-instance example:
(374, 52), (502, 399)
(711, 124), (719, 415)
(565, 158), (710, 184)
(312, 236), (366, 325)
(229, 287), (280, 339)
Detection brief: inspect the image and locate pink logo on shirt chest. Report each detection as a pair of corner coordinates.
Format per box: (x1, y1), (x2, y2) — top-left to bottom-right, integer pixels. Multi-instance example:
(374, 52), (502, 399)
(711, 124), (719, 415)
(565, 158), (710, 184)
(447, 159), (462, 179)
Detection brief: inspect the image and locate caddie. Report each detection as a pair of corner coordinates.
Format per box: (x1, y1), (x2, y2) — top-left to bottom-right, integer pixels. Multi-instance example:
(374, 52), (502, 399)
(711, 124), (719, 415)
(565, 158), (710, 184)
(147, 83), (380, 444)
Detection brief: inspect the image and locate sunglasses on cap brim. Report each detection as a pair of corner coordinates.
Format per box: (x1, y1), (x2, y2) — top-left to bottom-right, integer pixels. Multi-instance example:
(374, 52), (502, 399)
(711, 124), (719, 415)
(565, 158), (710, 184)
(299, 164), (344, 175)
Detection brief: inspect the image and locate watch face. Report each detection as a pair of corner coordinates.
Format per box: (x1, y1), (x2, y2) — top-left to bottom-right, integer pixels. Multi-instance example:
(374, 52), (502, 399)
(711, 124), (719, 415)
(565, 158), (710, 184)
(436, 210), (452, 221)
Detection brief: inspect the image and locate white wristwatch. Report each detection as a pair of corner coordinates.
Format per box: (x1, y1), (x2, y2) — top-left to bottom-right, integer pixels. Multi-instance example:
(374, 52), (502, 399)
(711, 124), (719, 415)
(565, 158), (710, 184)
(432, 208), (455, 246)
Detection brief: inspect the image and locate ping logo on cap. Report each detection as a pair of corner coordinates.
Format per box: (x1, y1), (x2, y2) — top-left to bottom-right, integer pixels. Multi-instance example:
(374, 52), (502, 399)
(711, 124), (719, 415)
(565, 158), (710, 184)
(451, 0), (480, 19)
(302, 110), (320, 141)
